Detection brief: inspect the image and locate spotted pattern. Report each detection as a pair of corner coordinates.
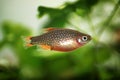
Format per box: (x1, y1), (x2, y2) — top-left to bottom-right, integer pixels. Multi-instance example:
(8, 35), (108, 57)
(30, 29), (91, 51)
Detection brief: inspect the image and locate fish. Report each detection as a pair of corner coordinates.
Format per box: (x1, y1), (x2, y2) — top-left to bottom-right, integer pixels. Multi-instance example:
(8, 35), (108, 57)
(26, 28), (91, 52)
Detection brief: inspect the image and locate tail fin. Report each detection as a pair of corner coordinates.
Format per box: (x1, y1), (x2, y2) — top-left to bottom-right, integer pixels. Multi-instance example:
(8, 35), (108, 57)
(25, 36), (33, 47)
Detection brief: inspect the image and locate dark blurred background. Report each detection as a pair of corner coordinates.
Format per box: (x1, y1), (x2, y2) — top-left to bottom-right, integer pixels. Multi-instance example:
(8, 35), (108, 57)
(0, 0), (120, 80)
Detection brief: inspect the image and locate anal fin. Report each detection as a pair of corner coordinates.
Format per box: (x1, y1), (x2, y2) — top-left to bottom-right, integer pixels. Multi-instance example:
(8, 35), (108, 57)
(40, 44), (51, 50)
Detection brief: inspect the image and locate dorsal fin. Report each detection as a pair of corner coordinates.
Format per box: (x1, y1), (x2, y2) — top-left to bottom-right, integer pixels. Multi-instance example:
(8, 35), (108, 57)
(44, 28), (58, 32)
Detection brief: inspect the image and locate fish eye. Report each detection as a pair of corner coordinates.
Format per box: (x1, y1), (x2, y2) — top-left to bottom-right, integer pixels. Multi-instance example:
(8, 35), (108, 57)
(82, 36), (88, 41)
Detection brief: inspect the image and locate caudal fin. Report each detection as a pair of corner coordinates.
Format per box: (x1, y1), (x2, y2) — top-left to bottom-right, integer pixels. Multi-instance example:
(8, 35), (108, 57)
(25, 36), (33, 47)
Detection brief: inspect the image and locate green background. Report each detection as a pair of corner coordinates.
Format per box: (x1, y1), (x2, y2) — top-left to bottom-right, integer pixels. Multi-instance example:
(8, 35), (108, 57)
(0, 0), (120, 80)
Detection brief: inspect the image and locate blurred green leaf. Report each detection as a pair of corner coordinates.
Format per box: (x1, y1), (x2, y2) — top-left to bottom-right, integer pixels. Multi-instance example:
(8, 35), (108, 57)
(37, 0), (99, 28)
(1, 21), (31, 45)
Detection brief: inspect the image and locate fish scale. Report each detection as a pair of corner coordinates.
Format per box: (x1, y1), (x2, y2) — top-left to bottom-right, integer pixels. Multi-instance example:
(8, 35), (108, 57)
(27, 28), (91, 52)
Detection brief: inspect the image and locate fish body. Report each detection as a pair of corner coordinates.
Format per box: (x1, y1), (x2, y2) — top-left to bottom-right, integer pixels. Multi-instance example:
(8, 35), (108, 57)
(26, 28), (91, 52)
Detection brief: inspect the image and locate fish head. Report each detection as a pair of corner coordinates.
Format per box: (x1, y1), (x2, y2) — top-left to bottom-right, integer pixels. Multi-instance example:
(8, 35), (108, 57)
(76, 34), (92, 46)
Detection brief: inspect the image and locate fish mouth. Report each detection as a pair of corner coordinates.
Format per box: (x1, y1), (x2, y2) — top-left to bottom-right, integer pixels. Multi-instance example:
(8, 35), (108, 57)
(89, 35), (92, 41)
(88, 35), (92, 41)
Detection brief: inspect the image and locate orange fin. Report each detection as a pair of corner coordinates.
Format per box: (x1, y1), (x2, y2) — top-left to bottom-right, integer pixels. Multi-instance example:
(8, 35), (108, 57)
(25, 36), (33, 47)
(40, 44), (51, 50)
(26, 43), (33, 47)
(44, 28), (58, 32)
(26, 36), (32, 41)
